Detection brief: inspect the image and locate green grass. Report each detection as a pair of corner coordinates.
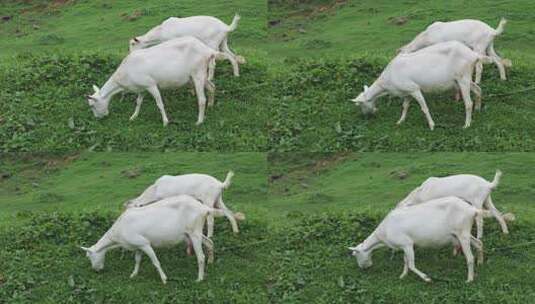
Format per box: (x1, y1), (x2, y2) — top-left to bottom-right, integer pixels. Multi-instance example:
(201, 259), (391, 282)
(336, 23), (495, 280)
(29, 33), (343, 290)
(3, 0), (535, 151)
(264, 0), (535, 151)
(1, 152), (535, 302)
(267, 152), (535, 219)
(268, 57), (535, 151)
(0, 53), (271, 152)
(0, 0), (270, 152)
(0, 152), (272, 302)
(0, 0), (266, 59)
(267, 0), (535, 59)
(0, 152), (268, 224)
(265, 152), (535, 302)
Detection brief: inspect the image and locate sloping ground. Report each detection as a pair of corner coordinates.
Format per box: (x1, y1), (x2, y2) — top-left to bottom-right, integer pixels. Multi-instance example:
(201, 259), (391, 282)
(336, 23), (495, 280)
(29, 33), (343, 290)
(2, 1), (535, 152)
(267, 213), (535, 303)
(267, 152), (535, 220)
(1, 152), (535, 302)
(1, 211), (534, 303)
(0, 152), (268, 225)
(0, 54), (271, 152)
(0, 0), (269, 152)
(268, 57), (535, 151)
(4, 53), (533, 152)
(267, 0), (535, 59)
(0, 0), (266, 59)
(0, 212), (273, 302)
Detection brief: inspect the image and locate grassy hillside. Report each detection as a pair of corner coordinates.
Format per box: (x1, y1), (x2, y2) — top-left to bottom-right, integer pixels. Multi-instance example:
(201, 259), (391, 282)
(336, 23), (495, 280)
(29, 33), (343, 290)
(0, 152), (271, 302)
(268, 58), (535, 151)
(265, 0), (535, 151)
(2, 1), (535, 151)
(0, 152), (267, 224)
(265, 152), (535, 302)
(2, 0), (535, 152)
(0, 54), (270, 152)
(267, 152), (535, 219)
(0, 0), (269, 152)
(1, 152), (535, 302)
(0, 0), (266, 58)
(267, 0), (535, 59)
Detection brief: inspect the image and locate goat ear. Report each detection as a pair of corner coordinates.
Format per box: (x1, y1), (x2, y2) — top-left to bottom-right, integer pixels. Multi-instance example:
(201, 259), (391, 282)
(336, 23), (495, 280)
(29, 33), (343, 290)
(92, 85), (100, 94)
(363, 85), (369, 92)
(348, 246), (358, 251)
(80, 246), (91, 252)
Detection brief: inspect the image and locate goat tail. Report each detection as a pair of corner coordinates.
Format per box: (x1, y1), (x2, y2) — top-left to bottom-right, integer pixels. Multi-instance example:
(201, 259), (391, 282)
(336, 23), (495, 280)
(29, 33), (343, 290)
(228, 13), (241, 31)
(221, 171), (234, 189)
(490, 169), (502, 189)
(495, 18), (507, 35)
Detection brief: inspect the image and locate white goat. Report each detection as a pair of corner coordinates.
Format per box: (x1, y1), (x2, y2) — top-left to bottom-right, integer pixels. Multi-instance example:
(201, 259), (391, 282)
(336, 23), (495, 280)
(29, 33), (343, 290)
(125, 171), (244, 238)
(352, 41), (492, 130)
(397, 170), (514, 239)
(81, 195), (224, 283)
(349, 196), (486, 283)
(130, 14), (245, 77)
(399, 18), (511, 84)
(86, 36), (233, 126)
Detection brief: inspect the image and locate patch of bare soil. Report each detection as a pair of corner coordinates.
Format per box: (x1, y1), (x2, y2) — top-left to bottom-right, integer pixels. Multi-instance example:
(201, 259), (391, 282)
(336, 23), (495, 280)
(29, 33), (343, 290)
(19, 0), (75, 15)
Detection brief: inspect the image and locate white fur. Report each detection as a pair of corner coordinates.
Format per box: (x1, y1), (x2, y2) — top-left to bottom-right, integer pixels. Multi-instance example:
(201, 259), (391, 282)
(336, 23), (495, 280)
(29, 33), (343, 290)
(397, 170), (512, 238)
(399, 18), (511, 83)
(125, 171), (244, 238)
(81, 195), (224, 283)
(352, 41), (492, 130)
(129, 14), (245, 76)
(86, 36), (233, 126)
(349, 196), (485, 283)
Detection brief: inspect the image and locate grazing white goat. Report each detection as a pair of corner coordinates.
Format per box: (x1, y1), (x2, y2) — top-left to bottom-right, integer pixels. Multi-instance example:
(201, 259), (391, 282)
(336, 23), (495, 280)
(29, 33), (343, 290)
(352, 41), (492, 130)
(86, 36), (233, 126)
(397, 170), (514, 239)
(81, 195), (223, 283)
(129, 14), (245, 77)
(399, 18), (511, 84)
(125, 171), (244, 238)
(349, 196), (485, 283)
